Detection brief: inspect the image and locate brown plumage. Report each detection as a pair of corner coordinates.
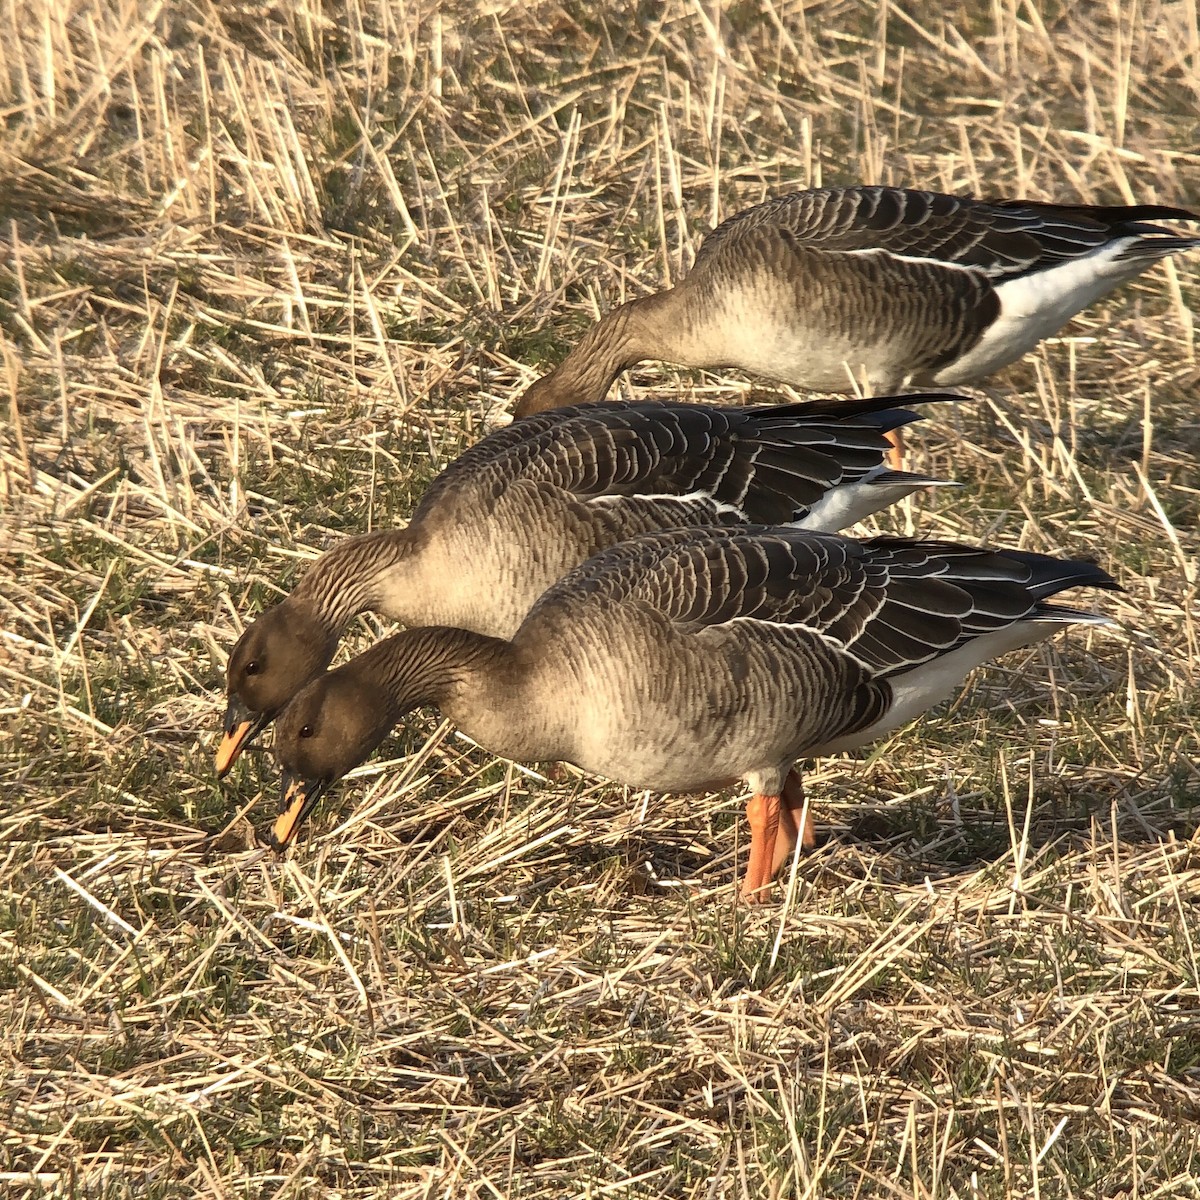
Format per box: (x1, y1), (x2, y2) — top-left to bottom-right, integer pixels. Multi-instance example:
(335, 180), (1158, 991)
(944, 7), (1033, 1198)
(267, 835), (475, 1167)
(269, 527), (1118, 903)
(216, 396), (957, 776)
(513, 186), (1198, 420)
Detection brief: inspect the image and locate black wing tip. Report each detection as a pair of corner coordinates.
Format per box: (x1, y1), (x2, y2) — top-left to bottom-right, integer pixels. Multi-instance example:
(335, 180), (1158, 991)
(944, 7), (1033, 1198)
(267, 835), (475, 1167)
(741, 390), (968, 428)
(993, 549), (1122, 598)
(869, 470), (962, 489)
(852, 537), (1121, 597)
(1112, 203), (1200, 225)
(860, 391), (973, 432)
(983, 196), (1200, 223)
(1064, 569), (1124, 596)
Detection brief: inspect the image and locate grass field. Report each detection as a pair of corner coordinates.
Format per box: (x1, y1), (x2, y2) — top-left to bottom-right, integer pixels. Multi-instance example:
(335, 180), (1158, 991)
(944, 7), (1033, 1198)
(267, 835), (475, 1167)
(3, 1), (1200, 1195)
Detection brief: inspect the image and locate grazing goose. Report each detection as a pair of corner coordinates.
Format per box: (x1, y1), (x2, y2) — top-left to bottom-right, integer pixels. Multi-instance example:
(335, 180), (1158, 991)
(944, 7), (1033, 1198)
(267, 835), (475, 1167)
(216, 395), (958, 776)
(513, 185), (1199, 420)
(270, 527), (1117, 902)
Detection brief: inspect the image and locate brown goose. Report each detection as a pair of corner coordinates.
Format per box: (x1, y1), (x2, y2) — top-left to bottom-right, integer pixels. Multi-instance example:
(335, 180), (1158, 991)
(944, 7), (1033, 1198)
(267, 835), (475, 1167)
(270, 527), (1117, 902)
(216, 395), (958, 776)
(513, 186), (1198, 420)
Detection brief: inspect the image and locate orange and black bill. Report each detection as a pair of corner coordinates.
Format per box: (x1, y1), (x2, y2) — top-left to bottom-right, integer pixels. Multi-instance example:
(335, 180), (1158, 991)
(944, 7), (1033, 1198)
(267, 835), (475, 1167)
(215, 696), (272, 778)
(268, 771), (330, 852)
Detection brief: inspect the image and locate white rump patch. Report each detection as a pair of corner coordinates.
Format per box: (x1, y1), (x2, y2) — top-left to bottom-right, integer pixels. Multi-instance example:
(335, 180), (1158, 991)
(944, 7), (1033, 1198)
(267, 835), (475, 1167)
(934, 239), (1158, 383)
(813, 616), (1097, 756)
(797, 468), (954, 532)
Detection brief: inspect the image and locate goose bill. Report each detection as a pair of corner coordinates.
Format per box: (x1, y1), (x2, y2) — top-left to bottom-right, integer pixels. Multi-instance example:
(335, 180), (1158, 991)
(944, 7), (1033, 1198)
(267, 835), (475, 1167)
(215, 697), (271, 778)
(269, 771), (329, 851)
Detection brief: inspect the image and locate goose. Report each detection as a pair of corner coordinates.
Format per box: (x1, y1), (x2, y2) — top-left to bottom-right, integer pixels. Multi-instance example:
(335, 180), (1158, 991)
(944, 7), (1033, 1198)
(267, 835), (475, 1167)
(512, 185), (1199, 425)
(269, 527), (1118, 902)
(216, 395), (959, 776)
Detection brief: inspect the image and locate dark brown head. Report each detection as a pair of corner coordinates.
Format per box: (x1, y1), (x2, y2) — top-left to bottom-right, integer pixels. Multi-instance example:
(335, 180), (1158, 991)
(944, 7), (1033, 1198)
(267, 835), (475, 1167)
(268, 668), (397, 849)
(512, 296), (668, 419)
(215, 598), (339, 777)
(265, 625), (505, 850)
(512, 371), (577, 420)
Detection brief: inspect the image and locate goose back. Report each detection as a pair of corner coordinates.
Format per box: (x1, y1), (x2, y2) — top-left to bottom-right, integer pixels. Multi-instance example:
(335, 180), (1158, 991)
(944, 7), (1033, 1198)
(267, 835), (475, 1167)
(450, 527), (1119, 794)
(386, 396), (952, 636)
(514, 186), (1199, 415)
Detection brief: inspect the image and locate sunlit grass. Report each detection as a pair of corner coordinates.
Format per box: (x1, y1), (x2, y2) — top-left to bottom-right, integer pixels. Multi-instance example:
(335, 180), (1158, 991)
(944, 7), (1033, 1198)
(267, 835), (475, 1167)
(1, 0), (1199, 1195)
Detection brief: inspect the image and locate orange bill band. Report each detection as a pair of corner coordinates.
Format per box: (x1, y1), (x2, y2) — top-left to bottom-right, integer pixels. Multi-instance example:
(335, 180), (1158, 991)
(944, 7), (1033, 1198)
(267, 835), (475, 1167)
(214, 720), (255, 777)
(267, 771), (328, 852)
(215, 695), (271, 779)
(271, 778), (308, 849)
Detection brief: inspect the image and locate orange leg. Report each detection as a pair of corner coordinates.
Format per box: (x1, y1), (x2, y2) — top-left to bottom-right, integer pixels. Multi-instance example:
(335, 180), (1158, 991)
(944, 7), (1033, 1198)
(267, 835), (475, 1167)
(774, 771), (814, 872)
(885, 425), (904, 471)
(741, 791), (781, 904)
(742, 772), (815, 904)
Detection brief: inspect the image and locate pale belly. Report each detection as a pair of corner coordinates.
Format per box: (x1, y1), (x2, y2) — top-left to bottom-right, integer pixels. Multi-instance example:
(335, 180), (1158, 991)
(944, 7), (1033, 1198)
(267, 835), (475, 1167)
(697, 305), (912, 393)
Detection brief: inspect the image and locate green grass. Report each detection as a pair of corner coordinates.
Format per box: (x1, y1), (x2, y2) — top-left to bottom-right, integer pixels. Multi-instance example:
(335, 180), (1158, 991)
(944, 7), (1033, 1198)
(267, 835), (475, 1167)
(2, 0), (1200, 1196)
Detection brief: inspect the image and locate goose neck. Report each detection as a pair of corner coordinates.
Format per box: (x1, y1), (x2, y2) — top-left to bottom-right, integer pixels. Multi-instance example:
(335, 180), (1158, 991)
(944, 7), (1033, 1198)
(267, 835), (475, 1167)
(292, 527), (422, 629)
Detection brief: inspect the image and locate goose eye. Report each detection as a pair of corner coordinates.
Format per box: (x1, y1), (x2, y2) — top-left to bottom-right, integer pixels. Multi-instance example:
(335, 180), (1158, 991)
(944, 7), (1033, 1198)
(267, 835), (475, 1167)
(299, 725), (314, 739)
(244, 660), (261, 676)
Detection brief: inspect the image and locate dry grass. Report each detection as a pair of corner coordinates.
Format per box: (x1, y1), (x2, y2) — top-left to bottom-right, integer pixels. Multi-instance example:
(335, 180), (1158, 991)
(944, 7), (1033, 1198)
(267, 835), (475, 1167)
(2, 0), (1200, 1195)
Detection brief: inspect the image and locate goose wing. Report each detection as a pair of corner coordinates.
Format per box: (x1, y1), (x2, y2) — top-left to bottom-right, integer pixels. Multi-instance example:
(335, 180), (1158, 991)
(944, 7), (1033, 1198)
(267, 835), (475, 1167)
(416, 398), (951, 528)
(548, 526), (1117, 677)
(697, 186), (1199, 282)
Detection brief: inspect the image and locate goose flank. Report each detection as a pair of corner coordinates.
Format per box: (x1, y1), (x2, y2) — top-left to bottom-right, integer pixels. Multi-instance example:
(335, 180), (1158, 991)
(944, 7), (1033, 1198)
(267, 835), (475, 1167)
(270, 527), (1118, 903)
(216, 395), (959, 775)
(513, 186), (1199, 419)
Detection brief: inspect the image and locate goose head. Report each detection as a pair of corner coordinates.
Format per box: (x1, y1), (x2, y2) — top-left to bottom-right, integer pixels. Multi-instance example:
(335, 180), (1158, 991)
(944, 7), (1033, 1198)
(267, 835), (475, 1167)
(512, 372), (573, 419)
(268, 668), (396, 849)
(265, 625), (509, 850)
(216, 599), (339, 776)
